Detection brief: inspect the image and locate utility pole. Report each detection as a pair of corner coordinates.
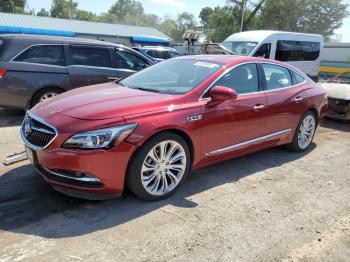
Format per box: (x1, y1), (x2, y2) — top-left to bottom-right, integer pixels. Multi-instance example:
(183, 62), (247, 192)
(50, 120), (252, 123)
(240, 0), (246, 32)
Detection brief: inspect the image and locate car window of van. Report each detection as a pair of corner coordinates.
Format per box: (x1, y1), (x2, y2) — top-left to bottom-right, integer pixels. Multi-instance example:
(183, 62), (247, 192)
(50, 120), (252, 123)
(14, 45), (65, 66)
(262, 63), (292, 90)
(210, 63), (259, 95)
(115, 49), (148, 71)
(276, 40), (320, 61)
(71, 46), (111, 68)
(253, 43), (271, 58)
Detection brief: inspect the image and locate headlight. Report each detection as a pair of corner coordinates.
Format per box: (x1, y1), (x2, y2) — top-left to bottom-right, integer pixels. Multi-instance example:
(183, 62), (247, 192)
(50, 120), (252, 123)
(62, 123), (137, 149)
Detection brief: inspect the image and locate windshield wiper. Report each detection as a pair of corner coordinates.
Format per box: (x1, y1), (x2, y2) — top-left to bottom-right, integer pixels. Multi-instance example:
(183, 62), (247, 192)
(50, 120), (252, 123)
(129, 87), (160, 93)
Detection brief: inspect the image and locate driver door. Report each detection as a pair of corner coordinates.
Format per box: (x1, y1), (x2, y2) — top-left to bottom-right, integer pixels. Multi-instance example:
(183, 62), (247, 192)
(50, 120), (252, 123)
(199, 63), (269, 161)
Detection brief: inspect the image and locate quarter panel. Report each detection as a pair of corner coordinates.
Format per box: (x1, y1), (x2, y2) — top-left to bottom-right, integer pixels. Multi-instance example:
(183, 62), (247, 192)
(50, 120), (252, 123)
(0, 62), (70, 108)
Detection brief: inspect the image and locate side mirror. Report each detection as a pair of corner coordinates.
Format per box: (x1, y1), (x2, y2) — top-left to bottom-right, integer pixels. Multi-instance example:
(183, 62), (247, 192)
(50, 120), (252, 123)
(210, 86), (238, 102)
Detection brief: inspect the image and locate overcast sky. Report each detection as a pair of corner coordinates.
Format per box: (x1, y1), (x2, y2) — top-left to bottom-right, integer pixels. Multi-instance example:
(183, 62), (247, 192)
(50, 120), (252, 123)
(26, 0), (350, 42)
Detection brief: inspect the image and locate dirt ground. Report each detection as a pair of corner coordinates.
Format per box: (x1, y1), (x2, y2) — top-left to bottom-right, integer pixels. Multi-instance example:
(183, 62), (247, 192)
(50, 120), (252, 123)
(0, 109), (349, 262)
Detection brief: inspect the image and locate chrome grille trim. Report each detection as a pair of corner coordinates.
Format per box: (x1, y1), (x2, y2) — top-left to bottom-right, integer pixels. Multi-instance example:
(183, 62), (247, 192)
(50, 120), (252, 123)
(20, 111), (58, 151)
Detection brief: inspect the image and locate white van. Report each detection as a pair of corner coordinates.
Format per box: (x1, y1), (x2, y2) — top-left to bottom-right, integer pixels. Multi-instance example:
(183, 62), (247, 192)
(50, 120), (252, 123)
(221, 30), (323, 81)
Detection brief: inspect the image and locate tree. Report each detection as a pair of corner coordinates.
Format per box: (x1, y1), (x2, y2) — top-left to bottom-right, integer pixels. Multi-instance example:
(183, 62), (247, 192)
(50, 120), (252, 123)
(158, 16), (178, 41)
(171, 12), (196, 42)
(37, 8), (50, 17)
(50, 0), (78, 19)
(107, 0), (144, 24)
(260, 0), (348, 39)
(0, 0), (26, 13)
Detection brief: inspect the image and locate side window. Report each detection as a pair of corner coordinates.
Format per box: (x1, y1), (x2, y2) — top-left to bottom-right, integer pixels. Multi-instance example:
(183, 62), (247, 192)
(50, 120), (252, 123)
(212, 63), (259, 95)
(262, 64), (292, 90)
(290, 70), (305, 85)
(253, 43), (271, 58)
(71, 46), (111, 68)
(276, 40), (320, 61)
(14, 45), (65, 66)
(115, 49), (148, 71)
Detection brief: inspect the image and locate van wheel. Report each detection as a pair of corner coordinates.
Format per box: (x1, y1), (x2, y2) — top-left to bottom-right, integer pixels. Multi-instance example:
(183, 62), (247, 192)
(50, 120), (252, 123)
(30, 87), (64, 108)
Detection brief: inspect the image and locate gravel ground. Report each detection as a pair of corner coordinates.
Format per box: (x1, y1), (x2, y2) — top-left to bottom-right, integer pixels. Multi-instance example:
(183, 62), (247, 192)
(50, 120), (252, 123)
(0, 109), (349, 262)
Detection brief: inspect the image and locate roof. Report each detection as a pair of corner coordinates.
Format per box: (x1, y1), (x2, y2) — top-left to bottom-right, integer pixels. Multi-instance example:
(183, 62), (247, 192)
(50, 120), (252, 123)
(0, 33), (123, 46)
(179, 55), (300, 69)
(0, 12), (170, 40)
(224, 30), (323, 43)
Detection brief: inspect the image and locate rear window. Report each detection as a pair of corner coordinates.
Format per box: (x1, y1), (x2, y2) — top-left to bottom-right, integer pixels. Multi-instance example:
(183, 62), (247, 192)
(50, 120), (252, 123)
(70, 46), (111, 68)
(291, 70), (306, 85)
(13, 45), (65, 66)
(146, 50), (180, 59)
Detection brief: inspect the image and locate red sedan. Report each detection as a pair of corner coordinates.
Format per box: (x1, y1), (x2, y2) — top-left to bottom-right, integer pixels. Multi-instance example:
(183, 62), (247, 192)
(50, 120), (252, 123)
(21, 56), (328, 200)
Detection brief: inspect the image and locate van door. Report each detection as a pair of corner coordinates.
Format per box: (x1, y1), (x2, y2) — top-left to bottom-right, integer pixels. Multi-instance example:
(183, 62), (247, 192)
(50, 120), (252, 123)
(66, 45), (117, 88)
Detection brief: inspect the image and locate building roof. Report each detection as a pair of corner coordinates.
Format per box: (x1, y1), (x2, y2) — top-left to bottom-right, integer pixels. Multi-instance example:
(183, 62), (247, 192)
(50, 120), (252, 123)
(0, 12), (169, 40)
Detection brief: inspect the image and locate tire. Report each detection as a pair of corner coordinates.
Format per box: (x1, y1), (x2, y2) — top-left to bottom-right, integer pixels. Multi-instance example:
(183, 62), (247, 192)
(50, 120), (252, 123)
(126, 132), (191, 201)
(286, 111), (317, 152)
(30, 87), (64, 108)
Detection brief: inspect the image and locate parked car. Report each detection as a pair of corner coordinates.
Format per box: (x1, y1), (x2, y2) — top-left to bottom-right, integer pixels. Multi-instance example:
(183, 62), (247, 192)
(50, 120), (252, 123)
(132, 46), (181, 63)
(21, 56), (328, 201)
(199, 43), (235, 55)
(201, 30), (323, 82)
(321, 72), (350, 120)
(0, 34), (154, 109)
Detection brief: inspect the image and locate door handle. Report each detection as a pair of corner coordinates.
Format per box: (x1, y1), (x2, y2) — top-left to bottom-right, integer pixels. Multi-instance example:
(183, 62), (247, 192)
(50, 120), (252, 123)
(108, 76), (122, 81)
(293, 96), (304, 102)
(253, 104), (265, 110)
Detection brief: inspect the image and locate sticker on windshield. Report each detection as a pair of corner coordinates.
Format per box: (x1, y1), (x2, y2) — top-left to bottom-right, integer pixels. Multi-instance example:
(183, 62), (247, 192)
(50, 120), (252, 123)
(194, 62), (219, 68)
(247, 42), (256, 46)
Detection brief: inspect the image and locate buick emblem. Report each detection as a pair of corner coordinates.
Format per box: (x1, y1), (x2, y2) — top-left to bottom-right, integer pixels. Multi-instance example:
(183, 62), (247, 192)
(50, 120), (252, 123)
(24, 118), (32, 137)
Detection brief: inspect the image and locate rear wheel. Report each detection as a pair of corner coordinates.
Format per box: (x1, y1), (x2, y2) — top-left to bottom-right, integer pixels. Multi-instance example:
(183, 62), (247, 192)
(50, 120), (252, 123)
(30, 87), (64, 108)
(126, 132), (191, 201)
(286, 111), (317, 152)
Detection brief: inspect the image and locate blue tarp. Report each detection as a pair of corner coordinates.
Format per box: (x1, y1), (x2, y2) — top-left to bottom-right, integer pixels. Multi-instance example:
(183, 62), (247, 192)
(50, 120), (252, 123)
(130, 36), (169, 45)
(0, 25), (76, 37)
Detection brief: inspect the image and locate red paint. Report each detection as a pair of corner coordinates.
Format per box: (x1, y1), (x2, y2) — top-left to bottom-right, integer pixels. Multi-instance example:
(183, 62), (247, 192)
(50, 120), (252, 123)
(29, 56), (328, 197)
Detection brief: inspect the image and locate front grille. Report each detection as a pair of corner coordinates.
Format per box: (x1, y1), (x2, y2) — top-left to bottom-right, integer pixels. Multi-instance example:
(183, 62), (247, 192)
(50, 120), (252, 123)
(328, 97), (349, 107)
(21, 113), (57, 150)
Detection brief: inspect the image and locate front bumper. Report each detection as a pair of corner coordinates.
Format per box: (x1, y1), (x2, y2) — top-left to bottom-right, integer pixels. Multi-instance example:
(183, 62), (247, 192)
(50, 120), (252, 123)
(326, 99), (350, 121)
(31, 141), (137, 199)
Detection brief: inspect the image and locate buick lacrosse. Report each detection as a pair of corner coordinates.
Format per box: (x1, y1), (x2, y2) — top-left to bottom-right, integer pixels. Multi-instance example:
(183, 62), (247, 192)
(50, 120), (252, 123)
(21, 56), (328, 200)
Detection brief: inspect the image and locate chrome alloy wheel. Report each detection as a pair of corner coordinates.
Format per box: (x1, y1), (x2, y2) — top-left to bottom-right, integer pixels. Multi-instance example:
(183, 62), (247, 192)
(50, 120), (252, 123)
(298, 114), (316, 149)
(141, 140), (187, 196)
(39, 92), (58, 103)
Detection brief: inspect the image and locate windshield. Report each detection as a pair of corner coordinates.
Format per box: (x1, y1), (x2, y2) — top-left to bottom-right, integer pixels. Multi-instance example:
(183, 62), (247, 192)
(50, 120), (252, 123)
(120, 59), (223, 94)
(221, 41), (258, 56)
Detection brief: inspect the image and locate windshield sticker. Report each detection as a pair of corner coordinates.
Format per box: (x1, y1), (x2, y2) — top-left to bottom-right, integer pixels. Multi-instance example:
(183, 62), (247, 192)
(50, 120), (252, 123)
(194, 62), (219, 68)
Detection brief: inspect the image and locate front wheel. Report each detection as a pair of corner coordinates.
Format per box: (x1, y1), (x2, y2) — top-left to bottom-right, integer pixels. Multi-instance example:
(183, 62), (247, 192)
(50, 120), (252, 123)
(286, 111), (317, 152)
(126, 132), (191, 201)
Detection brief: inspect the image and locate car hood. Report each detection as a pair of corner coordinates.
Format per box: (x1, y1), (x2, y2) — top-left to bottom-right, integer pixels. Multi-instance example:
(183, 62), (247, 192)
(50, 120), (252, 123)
(32, 83), (180, 120)
(321, 83), (350, 100)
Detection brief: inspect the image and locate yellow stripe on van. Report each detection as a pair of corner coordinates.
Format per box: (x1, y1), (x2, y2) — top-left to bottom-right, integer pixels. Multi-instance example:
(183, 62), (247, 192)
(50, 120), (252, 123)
(320, 67), (350, 74)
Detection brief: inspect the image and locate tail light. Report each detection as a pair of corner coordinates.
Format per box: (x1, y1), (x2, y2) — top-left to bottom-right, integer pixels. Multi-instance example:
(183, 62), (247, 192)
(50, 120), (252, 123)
(0, 69), (6, 78)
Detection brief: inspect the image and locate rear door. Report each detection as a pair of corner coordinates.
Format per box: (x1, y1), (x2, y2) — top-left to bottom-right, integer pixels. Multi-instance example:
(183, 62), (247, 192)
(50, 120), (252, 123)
(261, 62), (309, 135)
(66, 45), (117, 88)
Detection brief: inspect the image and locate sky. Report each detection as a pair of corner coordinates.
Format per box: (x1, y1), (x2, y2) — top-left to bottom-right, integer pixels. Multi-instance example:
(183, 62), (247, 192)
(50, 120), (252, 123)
(26, 0), (350, 42)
